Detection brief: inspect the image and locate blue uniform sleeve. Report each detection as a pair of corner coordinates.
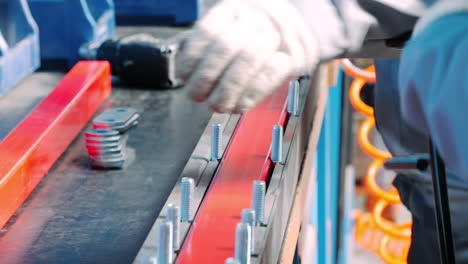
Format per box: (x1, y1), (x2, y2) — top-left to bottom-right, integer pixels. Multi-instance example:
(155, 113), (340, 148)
(398, 10), (468, 178)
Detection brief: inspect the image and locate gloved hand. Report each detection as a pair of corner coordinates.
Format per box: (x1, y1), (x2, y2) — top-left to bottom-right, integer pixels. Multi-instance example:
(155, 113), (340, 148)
(176, 0), (319, 113)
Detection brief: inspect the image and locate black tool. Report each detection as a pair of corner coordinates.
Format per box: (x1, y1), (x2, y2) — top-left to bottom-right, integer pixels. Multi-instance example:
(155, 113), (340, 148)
(81, 33), (182, 89)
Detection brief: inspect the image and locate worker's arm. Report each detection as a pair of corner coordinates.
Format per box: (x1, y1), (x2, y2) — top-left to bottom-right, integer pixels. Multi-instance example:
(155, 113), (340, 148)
(175, 0), (433, 113)
(398, 0), (468, 177)
(289, 0), (431, 60)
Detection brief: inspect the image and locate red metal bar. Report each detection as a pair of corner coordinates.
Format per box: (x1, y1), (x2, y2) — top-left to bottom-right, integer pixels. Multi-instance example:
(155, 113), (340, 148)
(0, 61), (111, 228)
(177, 83), (289, 263)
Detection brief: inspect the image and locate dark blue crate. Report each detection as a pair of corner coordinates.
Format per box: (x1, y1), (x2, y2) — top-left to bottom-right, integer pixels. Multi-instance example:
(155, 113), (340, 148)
(114, 0), (207, 25)
(28, 0), (116, 68)
(0, 0), (40, 94)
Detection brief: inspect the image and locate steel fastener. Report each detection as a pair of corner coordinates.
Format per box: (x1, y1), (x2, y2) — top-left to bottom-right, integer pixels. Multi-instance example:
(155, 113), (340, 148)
(92, 108), (140, 133)
(211, 123), (223, 160)
(156, 221), (173, 264)
(85, 128), (120, 138)
(252, 181), (266, 225)
(235, 223), (251, 264)
(167, 204), (181, 250)
(241, 209), (256, 254)
(271, 125), (283, 163)
(180, 177), (195, 222)
(225, 257), (240, 264)
(85, 127), (126, 169)
(288, 80), (299, 115)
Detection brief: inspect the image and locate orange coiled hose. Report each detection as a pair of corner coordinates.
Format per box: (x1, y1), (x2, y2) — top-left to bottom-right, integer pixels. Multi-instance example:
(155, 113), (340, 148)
(358, 117), (392, 160)
(366, 159), (400, 203)
(380, 234), (411, 264)
(339, 59), (377, 83)
(340, 59), (412, 264)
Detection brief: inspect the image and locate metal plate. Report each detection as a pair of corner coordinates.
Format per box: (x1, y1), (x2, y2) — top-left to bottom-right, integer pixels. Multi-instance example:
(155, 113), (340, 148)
(93, 108), (139, 127)
(85, 129), (120, 138)
(85, 136), (122, 144)
(93, 108), (140, 133)
(86, 141), (123, 149)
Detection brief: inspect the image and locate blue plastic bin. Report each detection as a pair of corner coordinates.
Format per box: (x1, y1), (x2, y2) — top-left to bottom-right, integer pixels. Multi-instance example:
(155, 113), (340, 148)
(114, 0), (207, 25)
(28, 0), (116, 68)
(0, 0), (40, 95)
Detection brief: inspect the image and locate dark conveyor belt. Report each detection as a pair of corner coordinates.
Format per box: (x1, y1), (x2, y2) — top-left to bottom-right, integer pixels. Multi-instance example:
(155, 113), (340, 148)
(0, 28), (213, 264)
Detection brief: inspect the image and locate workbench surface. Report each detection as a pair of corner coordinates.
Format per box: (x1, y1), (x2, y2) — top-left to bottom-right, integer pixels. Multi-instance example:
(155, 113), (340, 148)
(0, 27), (213, 264)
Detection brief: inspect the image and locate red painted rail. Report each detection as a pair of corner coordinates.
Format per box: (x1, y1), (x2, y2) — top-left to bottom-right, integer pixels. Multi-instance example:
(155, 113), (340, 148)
(0, 61), (111, 228)
(177, 83), (289, 263)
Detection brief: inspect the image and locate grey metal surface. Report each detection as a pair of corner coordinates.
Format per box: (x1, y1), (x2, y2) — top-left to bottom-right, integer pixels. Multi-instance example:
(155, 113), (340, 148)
(0, 68), (216, 264)
(133, 113), (240, 264)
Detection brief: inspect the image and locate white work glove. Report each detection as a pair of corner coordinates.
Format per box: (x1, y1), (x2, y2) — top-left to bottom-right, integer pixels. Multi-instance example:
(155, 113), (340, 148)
(176, 0), (319, 113)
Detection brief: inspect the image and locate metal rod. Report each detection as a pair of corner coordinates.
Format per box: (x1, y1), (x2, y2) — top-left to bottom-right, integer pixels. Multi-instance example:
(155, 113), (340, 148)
(384, 154), (430, 172)
(429, 139), (456, 264)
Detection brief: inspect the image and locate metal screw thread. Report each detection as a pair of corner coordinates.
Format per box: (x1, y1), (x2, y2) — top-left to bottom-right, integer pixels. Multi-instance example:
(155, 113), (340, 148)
(271, 125), (283, 163)
(211, 123), (223, 160)
(288, 80), (299, 115)
(180, 177), (195, 222)
(167, 204), (180, 250)
(225, 257), (240, 264)
(252, 181), (266, 225)
(157, 221), (173, 264)
(241, 209), (256, 254)
(235, 223), (251, 264)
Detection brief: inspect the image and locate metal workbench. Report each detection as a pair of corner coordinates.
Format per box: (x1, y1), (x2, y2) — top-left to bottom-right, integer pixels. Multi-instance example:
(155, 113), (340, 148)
(0, 26), (214, 264)
(0, 21), (331, 263)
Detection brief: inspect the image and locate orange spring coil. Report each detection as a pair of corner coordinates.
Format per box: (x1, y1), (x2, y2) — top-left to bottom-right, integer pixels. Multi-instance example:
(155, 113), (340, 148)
(340, 59), (412, 264)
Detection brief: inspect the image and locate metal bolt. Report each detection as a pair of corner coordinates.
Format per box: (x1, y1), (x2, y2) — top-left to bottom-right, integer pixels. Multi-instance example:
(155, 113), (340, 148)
(241, 209), (256, 254)
(235, 223), (251, 264)
(288, 80), (299, 115)
(180, 177), (195, 222)
(271, 125), (283, 163)
(225, 257), (240, 264)
(252, 181), (266, 225)
(211, 123), (223, 160)
(157, 221), (173, 264)
(167, 204), (180, 250)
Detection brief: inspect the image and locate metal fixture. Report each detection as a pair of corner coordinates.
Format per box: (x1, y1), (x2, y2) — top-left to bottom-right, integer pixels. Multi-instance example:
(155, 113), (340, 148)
(85, 107), (141, 169)
(157, 221), (173, 264)
(235, 223), (251, 264)
(271, 125), (283, 163)
(167, 204), (181, 250)
(85, 128), (125, 169)
(241, 209), (256, 254)
(252, 181), (266, 225)
(225, 257), (240, 264)
(92, 108), (140, 133)
(211, 123), (223, 160)
(133, 114), (241, 263)
(180, 177), (195, 222)
(288, 80), (299, 116)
